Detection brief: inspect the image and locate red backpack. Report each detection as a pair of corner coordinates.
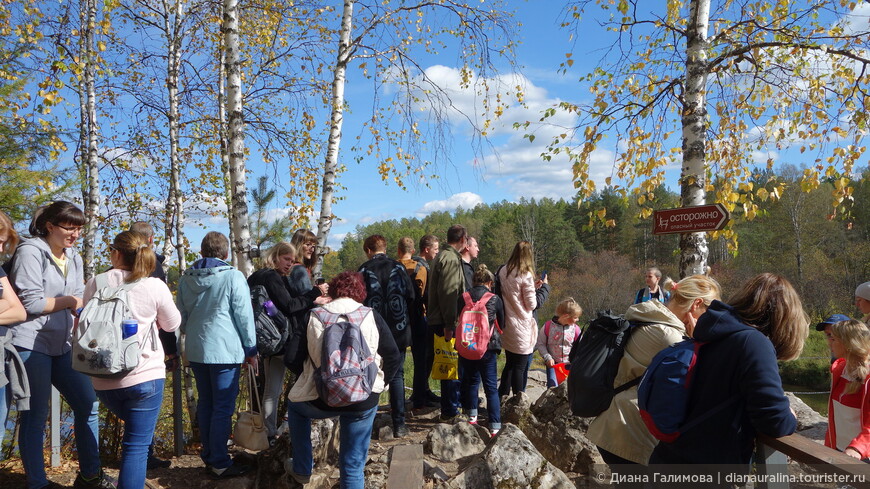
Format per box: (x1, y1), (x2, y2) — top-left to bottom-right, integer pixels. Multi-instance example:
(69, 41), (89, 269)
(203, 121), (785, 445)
(455, 291), (500, 360)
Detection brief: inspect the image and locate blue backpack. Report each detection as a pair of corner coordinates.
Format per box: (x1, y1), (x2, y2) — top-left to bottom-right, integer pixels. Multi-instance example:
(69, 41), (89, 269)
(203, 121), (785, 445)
(638, 338), (738, 442)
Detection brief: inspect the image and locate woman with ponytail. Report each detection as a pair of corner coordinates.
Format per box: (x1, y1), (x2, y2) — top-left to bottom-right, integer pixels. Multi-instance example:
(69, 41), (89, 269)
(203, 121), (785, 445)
(823, 319), (870, 460)
(82, 230), (181, 488)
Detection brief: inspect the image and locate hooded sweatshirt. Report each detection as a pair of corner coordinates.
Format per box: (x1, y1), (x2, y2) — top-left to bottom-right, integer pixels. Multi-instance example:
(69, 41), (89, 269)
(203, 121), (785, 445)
(176, 258), (256, 364)
(650, 300), (796, 466)
(7, 237), (84, 356)
(586, 300), (686, 464)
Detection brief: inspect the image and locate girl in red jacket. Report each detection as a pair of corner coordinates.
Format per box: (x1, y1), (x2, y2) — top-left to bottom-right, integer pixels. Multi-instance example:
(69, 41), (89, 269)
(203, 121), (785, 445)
(824, 319), (870, 460)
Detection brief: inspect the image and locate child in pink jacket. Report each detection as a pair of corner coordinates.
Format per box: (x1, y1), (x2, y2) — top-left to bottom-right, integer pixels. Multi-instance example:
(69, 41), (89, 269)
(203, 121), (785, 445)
(536, 297), (582, 387)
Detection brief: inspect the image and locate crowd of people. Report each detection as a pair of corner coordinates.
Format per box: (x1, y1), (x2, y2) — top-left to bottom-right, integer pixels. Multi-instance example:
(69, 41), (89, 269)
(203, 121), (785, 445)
(0, 202), (869, 489)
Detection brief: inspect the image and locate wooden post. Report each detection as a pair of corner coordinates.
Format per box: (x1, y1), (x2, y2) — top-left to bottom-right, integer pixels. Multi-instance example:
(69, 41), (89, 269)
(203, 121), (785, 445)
(50, 387), (60, 467)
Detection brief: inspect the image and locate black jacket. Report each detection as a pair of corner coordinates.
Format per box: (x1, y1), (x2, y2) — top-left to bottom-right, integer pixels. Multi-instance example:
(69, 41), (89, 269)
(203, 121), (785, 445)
(358, 253), (415, 349)
(649, 300), (797, 466)
(455, 285), (505, 353)
(248, 268), (321, 368)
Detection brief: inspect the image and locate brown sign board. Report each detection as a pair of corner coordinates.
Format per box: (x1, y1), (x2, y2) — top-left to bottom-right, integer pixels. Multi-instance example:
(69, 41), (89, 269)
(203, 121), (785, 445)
(653, 204), (730, 235)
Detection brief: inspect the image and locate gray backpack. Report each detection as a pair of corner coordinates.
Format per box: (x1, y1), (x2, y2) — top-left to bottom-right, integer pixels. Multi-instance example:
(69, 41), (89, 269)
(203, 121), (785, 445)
(72, 273), (156, 378)
(312, 306), (378, 407)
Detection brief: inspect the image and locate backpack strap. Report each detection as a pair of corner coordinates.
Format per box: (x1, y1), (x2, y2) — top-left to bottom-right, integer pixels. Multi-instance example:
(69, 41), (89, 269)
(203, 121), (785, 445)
(545, 321), (550, 339)
(475, 292), (499, 333)
(462, 292), (473, 309)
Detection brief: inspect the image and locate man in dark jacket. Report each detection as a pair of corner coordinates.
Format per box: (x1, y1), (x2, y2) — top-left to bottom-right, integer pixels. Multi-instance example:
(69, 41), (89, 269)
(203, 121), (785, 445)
(427, 225), (467, 421)
(358, 234), (415, 437)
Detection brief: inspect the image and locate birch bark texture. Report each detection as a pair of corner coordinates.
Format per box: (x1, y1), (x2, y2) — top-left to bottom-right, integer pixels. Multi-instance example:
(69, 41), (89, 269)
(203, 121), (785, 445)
(313, 0), (354, 280)
(222, 0), (252, 276)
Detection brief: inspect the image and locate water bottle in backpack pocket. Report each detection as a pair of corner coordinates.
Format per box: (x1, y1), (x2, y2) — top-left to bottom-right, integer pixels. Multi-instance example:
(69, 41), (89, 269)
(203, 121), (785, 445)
(72, 273), (156, 378)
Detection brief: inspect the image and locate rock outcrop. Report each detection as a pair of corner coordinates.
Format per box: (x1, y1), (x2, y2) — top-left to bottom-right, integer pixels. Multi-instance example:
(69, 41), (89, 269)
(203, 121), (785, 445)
(442, 424), (574, 489)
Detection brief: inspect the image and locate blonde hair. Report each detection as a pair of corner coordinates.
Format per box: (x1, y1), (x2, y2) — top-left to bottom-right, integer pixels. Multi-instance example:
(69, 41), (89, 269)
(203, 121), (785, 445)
(472, 264), (495, 286)
(830, 320), (870, 394)
(112, 231), (156, 283)
(666, 274), (721, 315)
(261, 242), (296, 272)
(505, 241), (535, 277)
(556, 297), (582, 318)
(728, 273), (809, 361)
(0, 210), (19, 256)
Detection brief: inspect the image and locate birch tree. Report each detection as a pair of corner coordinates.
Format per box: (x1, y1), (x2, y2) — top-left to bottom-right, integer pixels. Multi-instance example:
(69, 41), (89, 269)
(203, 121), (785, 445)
(313, 0), (518, 277)
(78, 0), (101, 280)
(541, 0), (870, 277)
(222, 0), (252, 275)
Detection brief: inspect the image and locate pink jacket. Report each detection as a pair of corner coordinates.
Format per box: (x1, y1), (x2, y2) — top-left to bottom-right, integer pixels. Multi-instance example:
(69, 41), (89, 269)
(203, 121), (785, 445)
(497, 267), (537, 355)
(536, 319), (580, 364)
(83, 269), (181, 390)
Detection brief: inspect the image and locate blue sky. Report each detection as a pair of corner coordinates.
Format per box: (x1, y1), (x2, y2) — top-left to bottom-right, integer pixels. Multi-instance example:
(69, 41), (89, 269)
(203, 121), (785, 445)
(246, 2), (611, 251)
(97, 1), (868, 254)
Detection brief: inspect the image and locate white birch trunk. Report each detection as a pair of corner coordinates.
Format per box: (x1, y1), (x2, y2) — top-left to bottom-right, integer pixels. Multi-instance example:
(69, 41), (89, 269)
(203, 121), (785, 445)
(81, 0), (100, 281)
(218, 27), (235, 267)
(313, 0), (354, 279)
(678, 0), (711, 278)
(165, 0), (187, 273)
(222, 0), (252, 275)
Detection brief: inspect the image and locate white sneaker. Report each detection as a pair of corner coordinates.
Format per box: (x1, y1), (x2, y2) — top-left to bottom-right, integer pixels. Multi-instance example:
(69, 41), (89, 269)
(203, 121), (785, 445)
(490, 429), (499, 437)
(468, 415), (478, 425)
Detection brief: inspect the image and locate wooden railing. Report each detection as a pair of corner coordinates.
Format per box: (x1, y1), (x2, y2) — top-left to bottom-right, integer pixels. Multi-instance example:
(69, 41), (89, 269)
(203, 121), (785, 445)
(756, 432), (870, 489)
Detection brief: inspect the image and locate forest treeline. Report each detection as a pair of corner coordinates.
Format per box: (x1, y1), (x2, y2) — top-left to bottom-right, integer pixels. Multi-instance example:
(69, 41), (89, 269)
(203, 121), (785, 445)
(322, 165), (870, 327)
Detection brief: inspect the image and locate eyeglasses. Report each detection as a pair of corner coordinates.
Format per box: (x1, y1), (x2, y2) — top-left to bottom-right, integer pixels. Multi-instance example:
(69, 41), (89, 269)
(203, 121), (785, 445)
(55, 224), (83, 234)
(302, 242), (316, 248)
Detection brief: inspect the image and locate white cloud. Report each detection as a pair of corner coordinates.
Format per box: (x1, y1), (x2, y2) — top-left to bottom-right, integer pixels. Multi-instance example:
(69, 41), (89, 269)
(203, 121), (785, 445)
(416, 192), (484, 216)
(402, 66), (615, 200)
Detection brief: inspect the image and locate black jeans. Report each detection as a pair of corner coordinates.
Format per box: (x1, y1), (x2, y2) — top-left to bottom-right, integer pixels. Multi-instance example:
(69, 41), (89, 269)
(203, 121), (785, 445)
(498, 351), (530, 397)
(388, 349), (407, 427)
(409, 318), (433, 408)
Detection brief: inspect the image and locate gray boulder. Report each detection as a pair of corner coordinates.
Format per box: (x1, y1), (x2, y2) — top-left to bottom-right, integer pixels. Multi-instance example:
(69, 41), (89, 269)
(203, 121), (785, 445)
(425, 422), (487, 461)
(446, 424), (574, 489)
(524, 382), (603, 474)
(786, 392), (827, 442)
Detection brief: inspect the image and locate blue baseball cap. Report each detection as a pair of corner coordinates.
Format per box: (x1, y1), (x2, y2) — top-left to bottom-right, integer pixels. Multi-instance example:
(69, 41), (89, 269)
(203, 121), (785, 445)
(816, 314), (851, 331)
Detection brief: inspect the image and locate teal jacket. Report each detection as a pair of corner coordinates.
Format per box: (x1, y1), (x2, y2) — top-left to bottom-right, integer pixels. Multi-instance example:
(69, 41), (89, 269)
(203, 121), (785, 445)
(177, 258), (256, 364)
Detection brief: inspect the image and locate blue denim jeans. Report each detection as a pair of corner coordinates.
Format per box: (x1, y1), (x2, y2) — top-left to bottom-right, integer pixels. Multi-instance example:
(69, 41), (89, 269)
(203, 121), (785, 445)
(545, 366), (559, 387)
(189, 362), (240, 470)
(0, 383), (8, 455)
(287, 401), (377, 489)
(459, 351), (501, 430)
(16, 348), (101, 489)
(387, 350), (406, 427)
(97, 379), (164, 489)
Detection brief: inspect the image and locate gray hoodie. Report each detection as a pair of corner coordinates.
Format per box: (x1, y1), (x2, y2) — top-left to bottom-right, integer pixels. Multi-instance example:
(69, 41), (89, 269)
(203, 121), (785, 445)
(7, 237), (84, 356)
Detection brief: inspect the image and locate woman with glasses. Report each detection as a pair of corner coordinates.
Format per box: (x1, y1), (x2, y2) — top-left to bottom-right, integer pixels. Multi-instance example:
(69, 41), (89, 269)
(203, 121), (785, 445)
(284, 229), (328, 375)
(8, 201), (112, 489)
